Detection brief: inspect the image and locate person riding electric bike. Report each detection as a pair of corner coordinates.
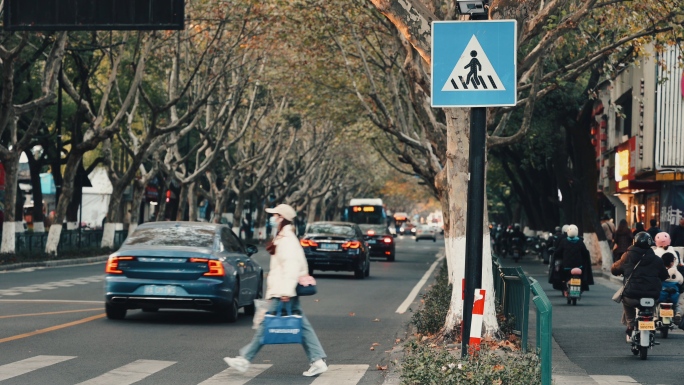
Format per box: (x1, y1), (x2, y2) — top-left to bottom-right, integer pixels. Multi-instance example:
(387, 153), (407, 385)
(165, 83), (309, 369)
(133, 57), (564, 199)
(611, 232), (669, 343)
(551, 224), (594, 296)
(653, 232), (684, 326)
(508, 224), (526, 260)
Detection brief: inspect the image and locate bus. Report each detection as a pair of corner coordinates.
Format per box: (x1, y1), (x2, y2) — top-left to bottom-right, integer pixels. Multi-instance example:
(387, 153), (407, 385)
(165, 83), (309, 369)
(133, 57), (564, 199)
(342, 198), (388, 227)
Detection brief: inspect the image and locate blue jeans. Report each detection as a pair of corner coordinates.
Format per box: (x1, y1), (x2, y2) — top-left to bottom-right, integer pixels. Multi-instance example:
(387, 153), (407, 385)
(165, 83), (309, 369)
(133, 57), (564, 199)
(660, 281), (680, 307)
(239, 297), (326, 363)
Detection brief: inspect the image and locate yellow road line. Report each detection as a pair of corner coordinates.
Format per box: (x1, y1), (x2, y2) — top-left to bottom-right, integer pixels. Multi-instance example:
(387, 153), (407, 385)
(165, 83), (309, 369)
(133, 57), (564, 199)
(0, 314), (105, 344)
(0, 308), (102, 319)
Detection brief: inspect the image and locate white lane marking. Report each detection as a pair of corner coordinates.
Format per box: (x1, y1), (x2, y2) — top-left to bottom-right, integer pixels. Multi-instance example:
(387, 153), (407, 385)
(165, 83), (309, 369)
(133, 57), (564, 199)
(0, 299), (102, 303)
(0, 355), (76, 381)
(198, 364), (272, 385)
(396, 254), (445, 314)
(590, 375), (641, 384)
(310, 364), (369, 385)
(76, 360), (175, 385)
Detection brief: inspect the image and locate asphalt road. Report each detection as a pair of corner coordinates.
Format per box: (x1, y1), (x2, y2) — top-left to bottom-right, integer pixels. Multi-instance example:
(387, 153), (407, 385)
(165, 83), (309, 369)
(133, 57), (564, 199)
(0, 235), (443, 385)
(500, 251), (684, 385)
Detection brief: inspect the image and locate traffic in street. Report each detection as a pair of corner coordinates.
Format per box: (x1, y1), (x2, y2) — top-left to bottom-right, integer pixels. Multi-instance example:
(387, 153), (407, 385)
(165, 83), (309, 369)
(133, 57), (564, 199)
(499, 251), (684, 385)
(0, 234), (442, 385)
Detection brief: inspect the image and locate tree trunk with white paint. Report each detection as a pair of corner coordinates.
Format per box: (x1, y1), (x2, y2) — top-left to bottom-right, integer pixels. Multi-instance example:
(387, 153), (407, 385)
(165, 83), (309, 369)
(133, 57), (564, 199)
(1, 222), (16, 254)
(441, 108), (498, 336)
(101, 222), (119, 248)
(45, 224), (62, 255)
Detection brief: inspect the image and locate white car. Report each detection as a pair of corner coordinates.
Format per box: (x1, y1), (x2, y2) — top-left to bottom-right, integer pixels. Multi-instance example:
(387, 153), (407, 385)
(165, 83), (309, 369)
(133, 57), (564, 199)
(415, 225), (437, 242)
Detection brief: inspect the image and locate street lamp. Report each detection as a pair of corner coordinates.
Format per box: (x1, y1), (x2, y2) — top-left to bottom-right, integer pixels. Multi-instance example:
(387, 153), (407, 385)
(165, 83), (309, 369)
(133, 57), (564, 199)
(456, 0), (488, 17)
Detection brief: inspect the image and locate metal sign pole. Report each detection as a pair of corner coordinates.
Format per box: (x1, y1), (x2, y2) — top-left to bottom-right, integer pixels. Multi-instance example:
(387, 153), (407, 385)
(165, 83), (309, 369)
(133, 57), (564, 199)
(461, 106), (487, 357)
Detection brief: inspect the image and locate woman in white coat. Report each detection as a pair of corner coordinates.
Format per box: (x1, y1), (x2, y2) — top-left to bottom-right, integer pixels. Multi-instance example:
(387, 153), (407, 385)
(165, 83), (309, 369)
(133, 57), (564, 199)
(224, 204), (328, 377)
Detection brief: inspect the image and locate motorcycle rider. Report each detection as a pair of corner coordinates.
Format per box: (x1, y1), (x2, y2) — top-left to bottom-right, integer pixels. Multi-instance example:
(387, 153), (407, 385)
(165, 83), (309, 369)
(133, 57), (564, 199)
(611, 232), (669, 343)
(509, 223), (526, 258)
(552, 224), (594, 296)
(653, 232), (683, 324)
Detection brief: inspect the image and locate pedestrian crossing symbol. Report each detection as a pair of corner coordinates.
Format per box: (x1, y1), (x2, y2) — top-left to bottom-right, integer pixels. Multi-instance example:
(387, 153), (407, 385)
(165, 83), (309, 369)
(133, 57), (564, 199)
(441, 35), (505, 91)
(431, 20), (517, 107)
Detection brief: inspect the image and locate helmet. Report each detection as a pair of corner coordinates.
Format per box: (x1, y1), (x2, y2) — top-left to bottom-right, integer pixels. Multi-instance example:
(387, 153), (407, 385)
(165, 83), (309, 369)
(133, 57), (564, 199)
(566, 224), (579, 238)
(655, 232), (671, 247)
(554, 226), (561, 233)
(514, 223), (521, 230)
(633, 232), (655, 248)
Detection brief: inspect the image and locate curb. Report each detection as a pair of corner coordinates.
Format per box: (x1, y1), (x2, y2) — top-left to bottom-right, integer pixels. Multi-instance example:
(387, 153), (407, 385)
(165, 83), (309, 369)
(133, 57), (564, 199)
(0, 255), (109, 272)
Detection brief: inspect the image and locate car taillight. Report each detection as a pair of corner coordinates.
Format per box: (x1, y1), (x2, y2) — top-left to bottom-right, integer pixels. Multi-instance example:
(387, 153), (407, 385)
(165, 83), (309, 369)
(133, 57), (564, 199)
(367, 230), (375, 236)
(300, 239), (319, 247)
(383, 237), (392, 244)
(189, 258), (225, 276)
(204, 260), (225, 276)
(105, 256), (135, 274)
(342, 241), (361, 249)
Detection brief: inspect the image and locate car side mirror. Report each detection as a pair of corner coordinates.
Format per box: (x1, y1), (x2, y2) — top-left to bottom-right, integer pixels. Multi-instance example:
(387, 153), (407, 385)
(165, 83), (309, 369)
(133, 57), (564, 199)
(245, 244), (258, 256)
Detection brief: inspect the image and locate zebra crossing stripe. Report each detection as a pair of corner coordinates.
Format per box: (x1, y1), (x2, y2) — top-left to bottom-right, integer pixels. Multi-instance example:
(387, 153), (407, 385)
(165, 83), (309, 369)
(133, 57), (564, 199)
(197, 364), (272, 385)
(310, 365), (369, 385)
(0, 355), (75, 381)
(590, 375), (641, 384)
(75, 359), (175, 385)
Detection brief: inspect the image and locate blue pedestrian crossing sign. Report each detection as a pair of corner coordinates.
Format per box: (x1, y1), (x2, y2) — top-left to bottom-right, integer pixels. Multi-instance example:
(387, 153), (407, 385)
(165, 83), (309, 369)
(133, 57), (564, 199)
(431, 20), (517, 107)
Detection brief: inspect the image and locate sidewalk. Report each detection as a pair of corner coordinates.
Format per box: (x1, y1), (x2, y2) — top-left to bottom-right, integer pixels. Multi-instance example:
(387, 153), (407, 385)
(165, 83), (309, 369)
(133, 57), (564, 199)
(0, 255), (109, 272)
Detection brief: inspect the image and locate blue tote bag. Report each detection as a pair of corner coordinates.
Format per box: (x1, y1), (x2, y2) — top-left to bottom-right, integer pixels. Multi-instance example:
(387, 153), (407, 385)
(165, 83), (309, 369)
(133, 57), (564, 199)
(261, 301), (303, 345)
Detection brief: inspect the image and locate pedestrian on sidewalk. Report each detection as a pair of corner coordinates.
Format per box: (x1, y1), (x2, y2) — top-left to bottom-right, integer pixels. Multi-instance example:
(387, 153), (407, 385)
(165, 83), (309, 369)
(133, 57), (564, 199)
(670, 217), (684, 247)
(223, 203), (328, 377)
(611, 232), (668, 343)
(601, 215), (616, 248)
(612, 219), (633, 263)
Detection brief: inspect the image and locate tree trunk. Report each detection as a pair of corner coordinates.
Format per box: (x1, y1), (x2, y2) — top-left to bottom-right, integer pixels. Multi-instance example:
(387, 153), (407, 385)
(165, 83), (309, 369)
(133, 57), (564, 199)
(175, 184), (187, 221)
(233, 193), (245, 237)
(0, 154), (19, 253)
(129, 179), (145, 235)
(186, 182), (197, 222)
(307, 197), (320, 224)
(255, 199), (267, 240)
(441, 108), (498, 337)
(46, 154), (82, 254)
(101, 181), (126, 248)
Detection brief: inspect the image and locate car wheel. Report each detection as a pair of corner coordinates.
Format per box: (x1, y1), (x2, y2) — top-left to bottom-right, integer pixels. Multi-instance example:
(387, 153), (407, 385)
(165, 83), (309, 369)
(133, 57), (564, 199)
(105, 303), (127, 320)
(354, 261), (365, 279)
(433, 237), (436, 242)
(243, 277), (263, 316)
(218, 285), (240, 323)
(387, 252), (395, 262)
(415, 238), (419, 242)
(364, 257), (370, 277)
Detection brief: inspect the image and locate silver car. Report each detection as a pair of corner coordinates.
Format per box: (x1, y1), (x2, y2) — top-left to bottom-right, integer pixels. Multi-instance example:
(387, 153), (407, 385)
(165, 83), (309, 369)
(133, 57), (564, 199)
(415, 225), (437, 242)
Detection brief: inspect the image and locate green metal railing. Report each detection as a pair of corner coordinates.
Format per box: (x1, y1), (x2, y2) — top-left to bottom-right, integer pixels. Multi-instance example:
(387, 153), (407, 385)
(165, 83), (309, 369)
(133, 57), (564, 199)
(530, 277), (552, 385)
(492, 256), (552, 385)
(7, 230), (128, 254)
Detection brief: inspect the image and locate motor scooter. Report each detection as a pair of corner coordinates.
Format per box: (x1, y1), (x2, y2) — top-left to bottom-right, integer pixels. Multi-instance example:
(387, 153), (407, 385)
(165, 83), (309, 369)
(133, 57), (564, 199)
(629, 298), (656, 360)
(510, 236), (522, 262)
(566, 267), (582, 305)
(654, 301), (675, 338)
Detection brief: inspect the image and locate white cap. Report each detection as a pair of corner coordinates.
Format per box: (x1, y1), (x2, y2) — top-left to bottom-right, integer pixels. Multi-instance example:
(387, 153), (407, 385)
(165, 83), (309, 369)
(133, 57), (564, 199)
(265, 204), (297, 221)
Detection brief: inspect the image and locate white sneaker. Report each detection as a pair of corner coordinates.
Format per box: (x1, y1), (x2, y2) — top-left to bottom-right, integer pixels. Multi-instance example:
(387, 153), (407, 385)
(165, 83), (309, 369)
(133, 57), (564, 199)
(303, 359), (328, 377)
(223, 356), (250, 373)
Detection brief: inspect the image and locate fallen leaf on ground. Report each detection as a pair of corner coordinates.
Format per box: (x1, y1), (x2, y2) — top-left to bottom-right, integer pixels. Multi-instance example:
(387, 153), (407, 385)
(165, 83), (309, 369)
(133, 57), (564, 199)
(370, 346), (375, 351)
(373, 318), (380, 322)
(376, 364), (388, 371)
(395, 338), (402, 343)
(372, 342), (380, 346)
(349, 312), (356, 316)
